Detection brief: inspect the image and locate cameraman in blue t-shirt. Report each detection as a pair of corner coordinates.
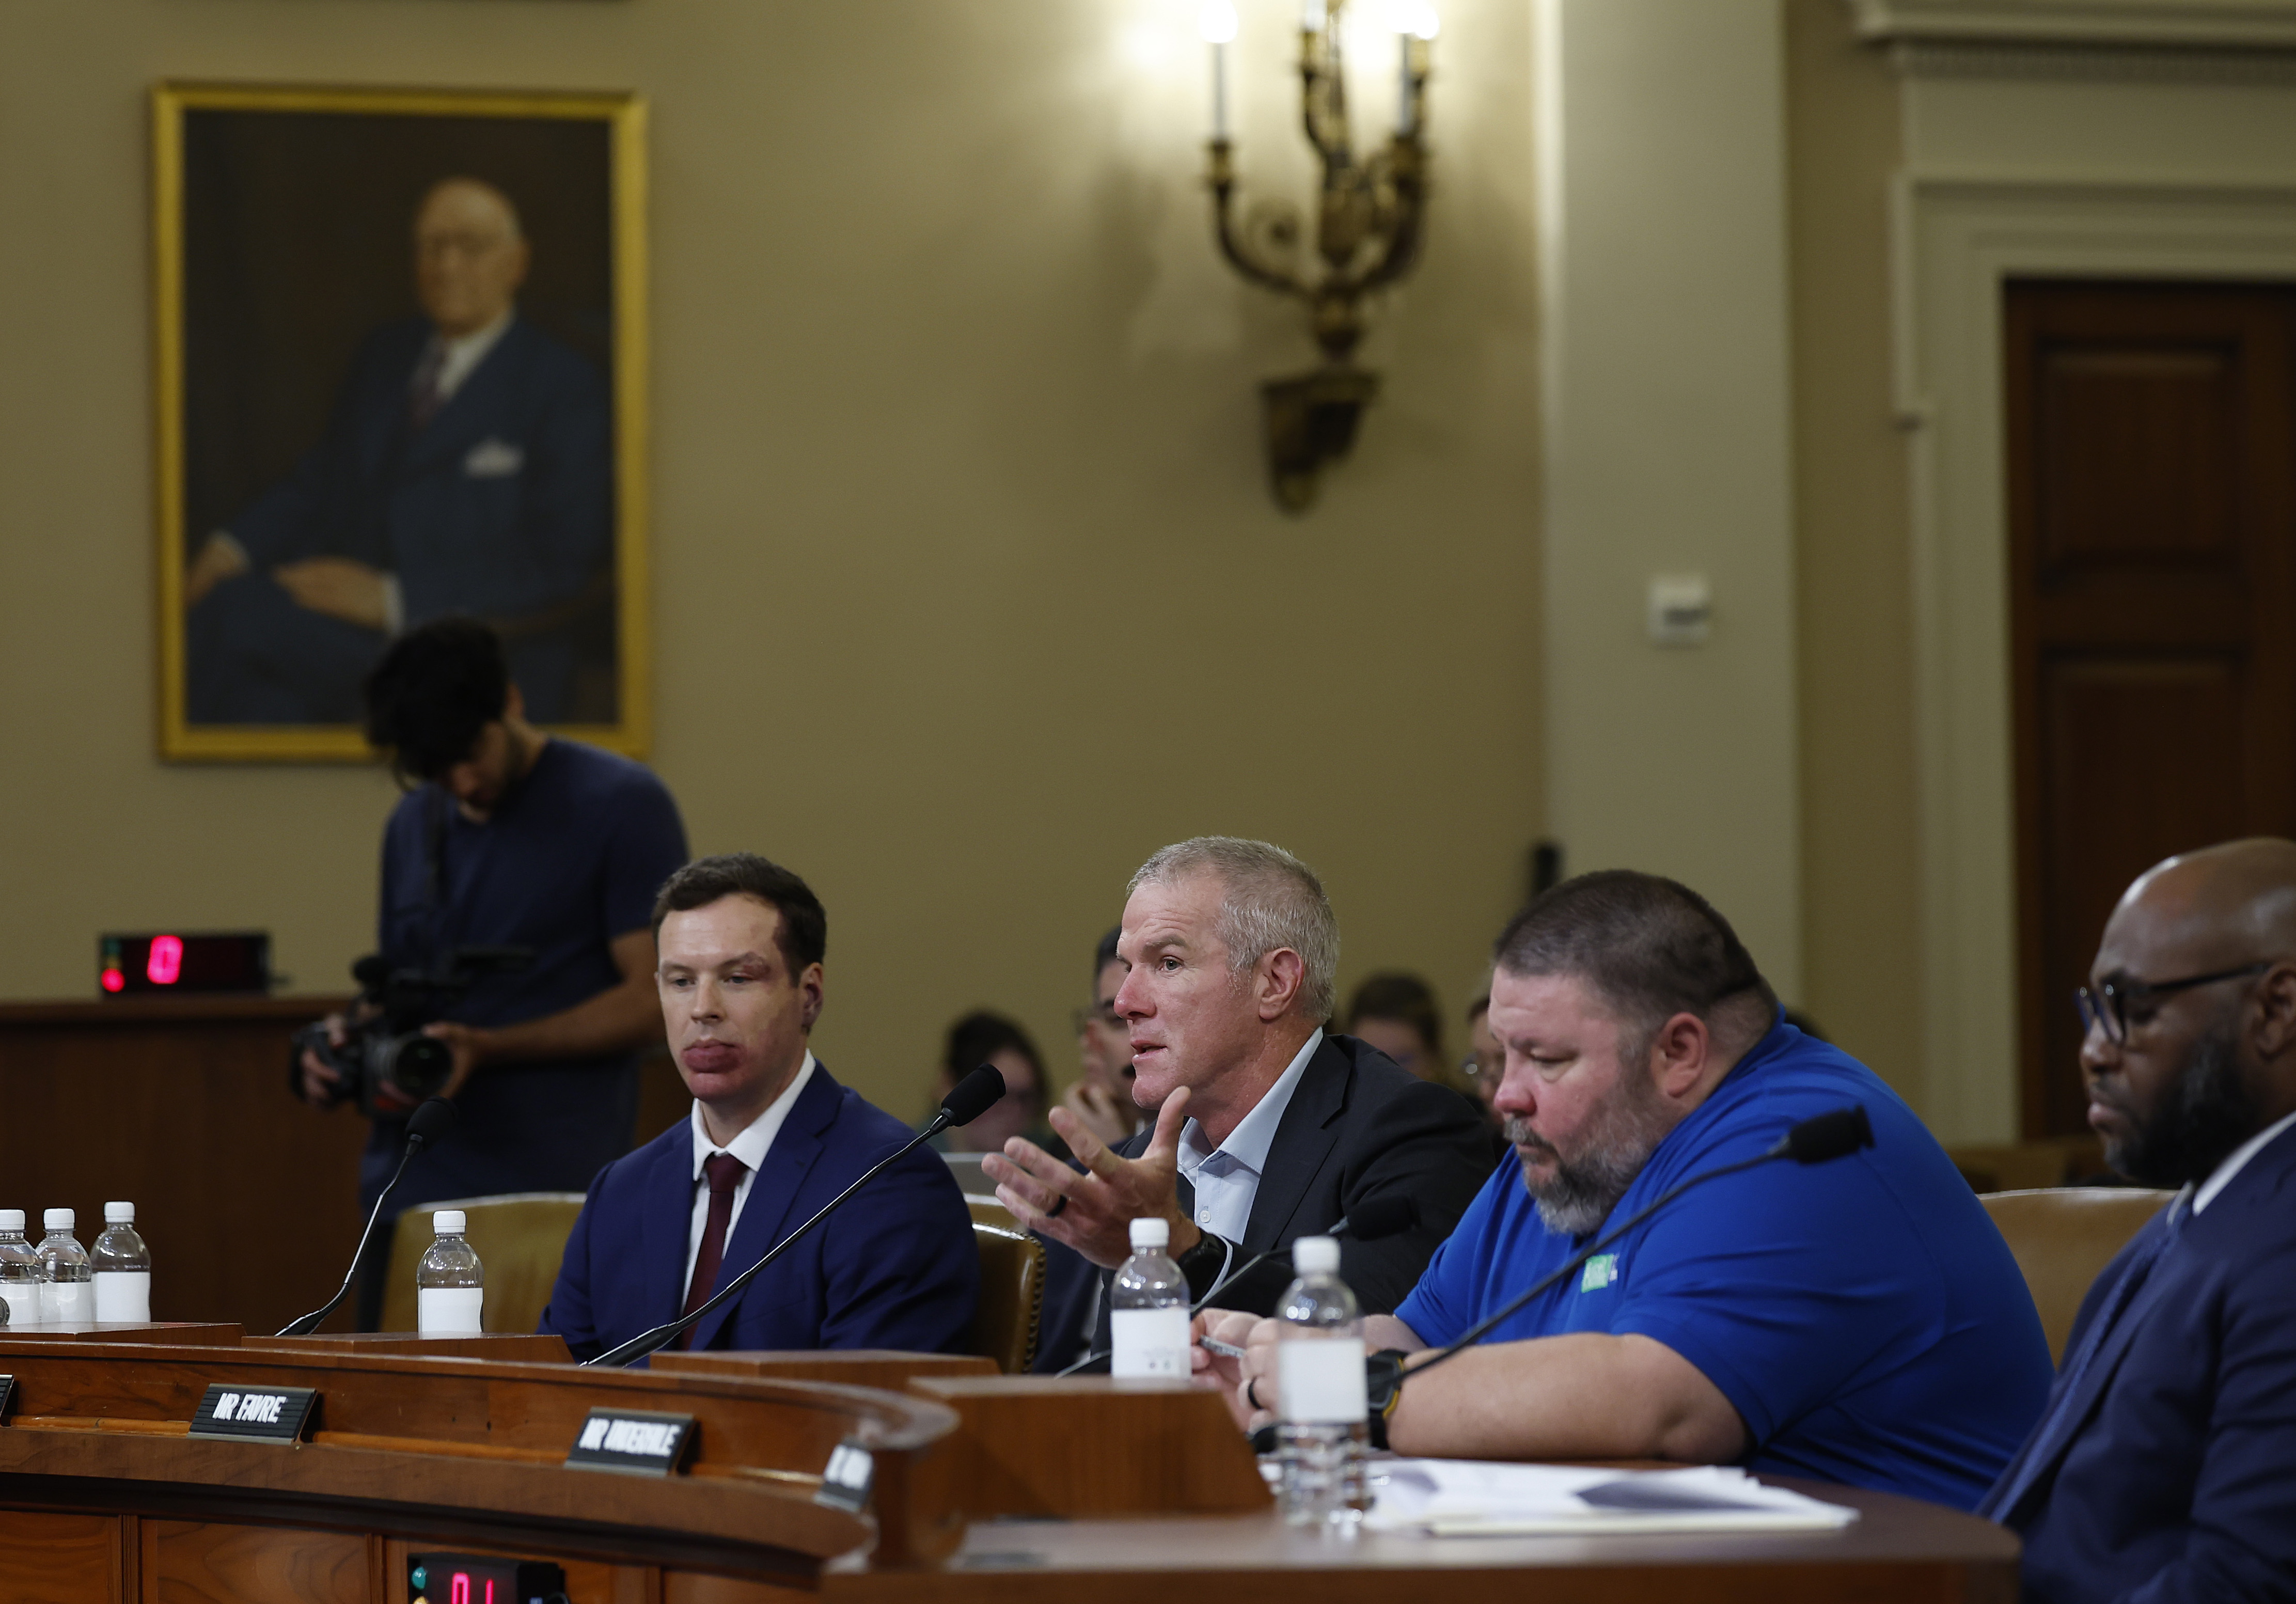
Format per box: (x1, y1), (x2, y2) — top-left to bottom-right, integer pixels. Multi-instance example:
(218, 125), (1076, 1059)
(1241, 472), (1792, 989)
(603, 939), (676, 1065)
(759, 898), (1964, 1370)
(295, 618), (688, 1327)
(1197, 870), (2052, 1511)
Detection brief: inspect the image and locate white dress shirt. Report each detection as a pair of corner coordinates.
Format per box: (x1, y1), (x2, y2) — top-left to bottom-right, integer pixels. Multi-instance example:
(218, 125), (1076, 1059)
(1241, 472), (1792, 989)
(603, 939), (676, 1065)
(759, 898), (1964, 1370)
(422, 308), (516, 407)
(683, 1051), (816, 1300)
(1175, 1029), (1323, 1243)
(2190, 1105), (2296, 1216)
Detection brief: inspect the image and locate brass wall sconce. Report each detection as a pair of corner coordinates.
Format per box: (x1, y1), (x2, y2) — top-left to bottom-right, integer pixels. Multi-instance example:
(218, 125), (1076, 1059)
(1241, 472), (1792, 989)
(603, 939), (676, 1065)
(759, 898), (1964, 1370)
(1200, 0), (1436, 510)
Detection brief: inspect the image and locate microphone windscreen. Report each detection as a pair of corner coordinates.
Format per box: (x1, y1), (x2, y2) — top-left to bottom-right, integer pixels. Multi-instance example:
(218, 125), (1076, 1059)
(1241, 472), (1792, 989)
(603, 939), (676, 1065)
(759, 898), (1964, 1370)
(1335, 1193), (1419, 1241)
(1783, 1105), (1874, 1165)
(406, 1097), (459, 1146)
(940, 1064), (1007, 1127)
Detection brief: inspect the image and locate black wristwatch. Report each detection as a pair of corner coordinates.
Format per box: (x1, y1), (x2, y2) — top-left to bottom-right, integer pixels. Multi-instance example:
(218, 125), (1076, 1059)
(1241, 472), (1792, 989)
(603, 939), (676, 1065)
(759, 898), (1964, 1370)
(1364, 1348), (1409, 1450)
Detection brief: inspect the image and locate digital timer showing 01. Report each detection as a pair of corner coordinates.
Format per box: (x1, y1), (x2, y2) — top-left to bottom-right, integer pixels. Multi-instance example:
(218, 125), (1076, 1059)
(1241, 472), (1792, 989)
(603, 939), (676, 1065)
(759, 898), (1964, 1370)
(95, 930), (270, 996)
(406, 1553), (565, 1604)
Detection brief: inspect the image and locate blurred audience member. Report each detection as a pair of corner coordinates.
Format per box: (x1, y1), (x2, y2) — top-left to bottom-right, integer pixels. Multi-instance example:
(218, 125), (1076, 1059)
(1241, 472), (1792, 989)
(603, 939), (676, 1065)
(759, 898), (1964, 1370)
(1063, 926), (1143, 1148)
(1462, 992), (1505, 1124)
(932, 1011), (1060, 1158)
(1346, 972), (1480, 1102)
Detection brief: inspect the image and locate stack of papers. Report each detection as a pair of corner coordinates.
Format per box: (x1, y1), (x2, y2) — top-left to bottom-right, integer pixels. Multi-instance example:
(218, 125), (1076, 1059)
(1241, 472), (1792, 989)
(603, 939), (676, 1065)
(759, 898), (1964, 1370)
(1367, 1459), (1862, 1536)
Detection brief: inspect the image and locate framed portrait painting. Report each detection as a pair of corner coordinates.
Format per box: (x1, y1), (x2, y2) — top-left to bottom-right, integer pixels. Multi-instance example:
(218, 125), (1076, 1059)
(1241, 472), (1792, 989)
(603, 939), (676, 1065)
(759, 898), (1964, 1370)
(152, 83), (649, 760)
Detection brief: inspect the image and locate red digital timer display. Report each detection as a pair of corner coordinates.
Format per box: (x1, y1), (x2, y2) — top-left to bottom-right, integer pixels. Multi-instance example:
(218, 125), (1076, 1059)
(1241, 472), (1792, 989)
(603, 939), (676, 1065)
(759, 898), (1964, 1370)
(406, 1553), (563, 1604)
(97, 932), (270, 997)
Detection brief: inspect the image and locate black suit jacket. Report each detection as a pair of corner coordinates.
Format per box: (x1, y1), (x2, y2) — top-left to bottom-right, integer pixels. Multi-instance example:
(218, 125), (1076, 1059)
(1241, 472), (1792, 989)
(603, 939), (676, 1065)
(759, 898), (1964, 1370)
(1092, 1033), (1496, 1351)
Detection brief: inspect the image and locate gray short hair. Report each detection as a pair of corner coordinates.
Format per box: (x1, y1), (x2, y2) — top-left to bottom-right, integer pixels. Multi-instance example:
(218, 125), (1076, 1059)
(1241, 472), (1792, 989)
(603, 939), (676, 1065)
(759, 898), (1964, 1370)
(1128, 837), (1340, 1021)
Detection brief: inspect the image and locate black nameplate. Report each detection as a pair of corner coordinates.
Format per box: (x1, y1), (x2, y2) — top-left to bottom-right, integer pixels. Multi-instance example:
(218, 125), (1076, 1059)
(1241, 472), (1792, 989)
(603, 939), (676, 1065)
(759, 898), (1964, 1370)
(814, 1438), (875, 1513)
(563, 1408), (695, 1476)
(0, 1375), (15, 1423)
(188, 1383), (316, 1443)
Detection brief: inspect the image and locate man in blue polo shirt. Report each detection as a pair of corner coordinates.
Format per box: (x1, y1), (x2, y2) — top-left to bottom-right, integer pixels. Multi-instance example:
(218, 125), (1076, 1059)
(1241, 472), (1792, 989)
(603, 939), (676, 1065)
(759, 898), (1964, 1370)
(1200, 870), (2051, 1510)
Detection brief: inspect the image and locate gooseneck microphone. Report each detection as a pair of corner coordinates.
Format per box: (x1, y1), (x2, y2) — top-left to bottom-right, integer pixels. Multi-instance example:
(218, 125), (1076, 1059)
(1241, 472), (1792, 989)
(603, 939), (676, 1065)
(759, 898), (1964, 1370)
(1054, 1192), (1424, 1377)
(1398, 1104), (1875, 1388)
(586, 1064), (1007, 1368)
(277, 1096), (458, 1337)
(1191, 1192), (1420, 1315)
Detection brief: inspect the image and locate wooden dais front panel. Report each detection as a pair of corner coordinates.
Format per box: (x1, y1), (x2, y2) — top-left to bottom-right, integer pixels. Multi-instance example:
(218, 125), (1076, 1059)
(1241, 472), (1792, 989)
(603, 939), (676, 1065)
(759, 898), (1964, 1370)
(0, 1511), (123, 1604)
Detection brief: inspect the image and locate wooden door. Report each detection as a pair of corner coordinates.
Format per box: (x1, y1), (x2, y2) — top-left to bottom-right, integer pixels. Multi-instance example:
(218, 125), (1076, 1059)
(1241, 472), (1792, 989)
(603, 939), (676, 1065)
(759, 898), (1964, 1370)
(2006, 281), (2296, 1137)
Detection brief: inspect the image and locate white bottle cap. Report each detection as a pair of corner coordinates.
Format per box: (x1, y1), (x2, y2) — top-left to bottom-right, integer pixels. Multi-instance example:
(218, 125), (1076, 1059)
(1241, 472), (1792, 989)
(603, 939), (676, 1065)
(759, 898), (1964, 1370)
(104, 1202), (134, 1224)
(433, 1210), (466, 1235)
(43, 1208), (73, 1232)
(0, 1210), (22, 1232)
(1292, 1234), (1341, 1274)
(1128, 1217), (1169, 1251)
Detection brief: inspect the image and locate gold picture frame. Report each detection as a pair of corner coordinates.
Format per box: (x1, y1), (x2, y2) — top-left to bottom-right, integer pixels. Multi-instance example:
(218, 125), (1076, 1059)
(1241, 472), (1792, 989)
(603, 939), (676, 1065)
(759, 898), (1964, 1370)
(152, 82), (650, 761)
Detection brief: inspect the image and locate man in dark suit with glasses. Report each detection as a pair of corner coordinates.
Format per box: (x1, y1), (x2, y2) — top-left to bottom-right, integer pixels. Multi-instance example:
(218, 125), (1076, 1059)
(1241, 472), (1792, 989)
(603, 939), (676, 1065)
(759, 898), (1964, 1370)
(1983, 837), (2296, 1602)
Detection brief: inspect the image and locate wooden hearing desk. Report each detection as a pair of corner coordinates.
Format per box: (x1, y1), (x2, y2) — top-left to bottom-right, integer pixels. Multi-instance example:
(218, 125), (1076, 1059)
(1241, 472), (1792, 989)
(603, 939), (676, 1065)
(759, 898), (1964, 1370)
(0, 1333), (2018, 1603)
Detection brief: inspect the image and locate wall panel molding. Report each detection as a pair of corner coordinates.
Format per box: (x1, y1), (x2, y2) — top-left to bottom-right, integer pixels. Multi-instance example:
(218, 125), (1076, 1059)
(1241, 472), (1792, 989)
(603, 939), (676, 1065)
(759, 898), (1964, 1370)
(1849, 0), (2296, 50)
(1893, 170), (2296, 1140)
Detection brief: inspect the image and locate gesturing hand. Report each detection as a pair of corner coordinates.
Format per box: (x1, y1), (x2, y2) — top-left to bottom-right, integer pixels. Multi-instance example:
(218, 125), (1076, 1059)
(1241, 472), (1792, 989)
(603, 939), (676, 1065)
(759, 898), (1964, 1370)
(984, 1087), (1201, 1269)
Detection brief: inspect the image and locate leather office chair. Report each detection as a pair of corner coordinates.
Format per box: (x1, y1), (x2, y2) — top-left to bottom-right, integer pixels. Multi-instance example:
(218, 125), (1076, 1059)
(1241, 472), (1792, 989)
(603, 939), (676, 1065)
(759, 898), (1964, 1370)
(966, 1197), (1047, 1374)
(379, 1192), (588, 1334)
(1947, 1134), (2110, 1194)
(1980, 1187), (2174, 1363)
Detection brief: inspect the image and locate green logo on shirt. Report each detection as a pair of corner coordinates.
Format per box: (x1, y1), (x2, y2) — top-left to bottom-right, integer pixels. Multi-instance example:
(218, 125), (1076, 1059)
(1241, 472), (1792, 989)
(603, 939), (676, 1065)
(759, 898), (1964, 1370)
(1579, 1253), (1619, 1293)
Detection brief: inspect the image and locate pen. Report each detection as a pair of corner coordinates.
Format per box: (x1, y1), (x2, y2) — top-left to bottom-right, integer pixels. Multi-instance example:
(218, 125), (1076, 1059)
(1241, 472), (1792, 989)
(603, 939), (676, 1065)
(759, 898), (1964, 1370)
(1198, 1334), (1247, 1359)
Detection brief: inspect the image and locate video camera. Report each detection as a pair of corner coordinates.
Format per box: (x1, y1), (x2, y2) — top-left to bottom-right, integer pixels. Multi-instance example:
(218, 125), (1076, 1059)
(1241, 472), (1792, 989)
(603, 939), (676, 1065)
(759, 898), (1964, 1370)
(292, 946), (531, 1116)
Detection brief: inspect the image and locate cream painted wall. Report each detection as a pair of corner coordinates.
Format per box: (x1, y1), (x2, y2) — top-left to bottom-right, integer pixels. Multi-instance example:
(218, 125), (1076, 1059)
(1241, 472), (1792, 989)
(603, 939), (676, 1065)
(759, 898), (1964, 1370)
(1781, 0), (1923, 1102)
(1535, 0), (1806, 1002)
(0, 1), (1542, 1120)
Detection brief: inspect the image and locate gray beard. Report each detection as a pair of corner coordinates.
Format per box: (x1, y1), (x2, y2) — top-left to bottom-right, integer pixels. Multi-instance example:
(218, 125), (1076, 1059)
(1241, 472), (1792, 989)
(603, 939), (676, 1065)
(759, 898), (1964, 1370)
(1504, 1075), (1678, 1236)
(2109, 1020), (2260, 1188)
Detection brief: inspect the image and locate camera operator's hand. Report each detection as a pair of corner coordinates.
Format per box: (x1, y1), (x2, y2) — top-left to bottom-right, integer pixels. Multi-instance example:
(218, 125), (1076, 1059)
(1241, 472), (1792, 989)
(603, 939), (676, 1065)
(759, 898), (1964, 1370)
(297, 1014), (350, 1108)
(422, 1021), (487, 1101)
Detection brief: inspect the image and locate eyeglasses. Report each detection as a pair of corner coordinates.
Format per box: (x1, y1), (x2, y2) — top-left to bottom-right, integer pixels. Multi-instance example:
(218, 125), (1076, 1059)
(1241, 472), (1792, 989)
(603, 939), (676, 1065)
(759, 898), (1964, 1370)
(2073, 962), (2271, 1045)
(1072, 1004), (1124, 1035)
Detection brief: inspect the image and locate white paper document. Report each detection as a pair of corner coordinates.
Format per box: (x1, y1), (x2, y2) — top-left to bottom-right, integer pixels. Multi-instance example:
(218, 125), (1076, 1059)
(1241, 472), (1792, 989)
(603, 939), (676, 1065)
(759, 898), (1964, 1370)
(1367, 1459), (1862, 1536)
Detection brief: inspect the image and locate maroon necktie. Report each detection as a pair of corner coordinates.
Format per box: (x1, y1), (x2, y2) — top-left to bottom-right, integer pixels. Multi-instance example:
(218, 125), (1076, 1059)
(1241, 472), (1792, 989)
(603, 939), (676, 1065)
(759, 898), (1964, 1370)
(676, 1152), (749, 1349)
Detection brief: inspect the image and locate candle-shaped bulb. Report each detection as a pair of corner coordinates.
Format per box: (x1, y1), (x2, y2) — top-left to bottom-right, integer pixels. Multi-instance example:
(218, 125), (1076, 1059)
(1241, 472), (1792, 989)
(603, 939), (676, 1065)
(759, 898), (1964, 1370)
(1201, 0), (1239, 43)
(1302, 0), (1329, 29)
(1393, 0), (1439, 38)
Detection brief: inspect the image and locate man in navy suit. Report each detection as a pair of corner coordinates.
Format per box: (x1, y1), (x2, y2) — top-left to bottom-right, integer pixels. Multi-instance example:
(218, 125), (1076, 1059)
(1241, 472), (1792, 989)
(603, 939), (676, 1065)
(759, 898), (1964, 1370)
(1982, 838), (2296, 1601)
(540, 854), (979, 1360)
(185, 176), (610, 725)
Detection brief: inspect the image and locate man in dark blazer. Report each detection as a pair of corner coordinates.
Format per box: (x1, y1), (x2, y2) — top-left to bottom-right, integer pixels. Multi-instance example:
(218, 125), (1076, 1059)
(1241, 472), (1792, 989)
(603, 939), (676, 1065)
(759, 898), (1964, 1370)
(985, 837), (1493, 1347)
(185, 176), (610, 725)
(1982, 839), (2296, 1601)
(540, 854), (978, 1362)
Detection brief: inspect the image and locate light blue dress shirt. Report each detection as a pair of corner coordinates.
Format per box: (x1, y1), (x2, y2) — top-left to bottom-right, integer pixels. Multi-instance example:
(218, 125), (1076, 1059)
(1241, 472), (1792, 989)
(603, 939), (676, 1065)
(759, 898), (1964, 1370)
(1175, 1028), (1323, 1242)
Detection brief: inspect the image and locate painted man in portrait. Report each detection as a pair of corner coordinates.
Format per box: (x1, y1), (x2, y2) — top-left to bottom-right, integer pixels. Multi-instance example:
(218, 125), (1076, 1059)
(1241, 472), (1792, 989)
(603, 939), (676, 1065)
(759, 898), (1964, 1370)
(184, 176), (611, 726)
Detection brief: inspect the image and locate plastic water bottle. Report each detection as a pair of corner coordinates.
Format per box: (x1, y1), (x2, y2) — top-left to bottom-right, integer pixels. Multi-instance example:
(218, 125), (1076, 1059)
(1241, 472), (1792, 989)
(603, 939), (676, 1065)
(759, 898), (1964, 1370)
(1275, 1234), (1369, 1528)
(0, 1212), (42, 1327)
(37, 1209), (94, 1325)
(1109, 1217), (1189, 1378)
(416, 1210), (484, 1334)
(93, 1202), (153, 1323)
